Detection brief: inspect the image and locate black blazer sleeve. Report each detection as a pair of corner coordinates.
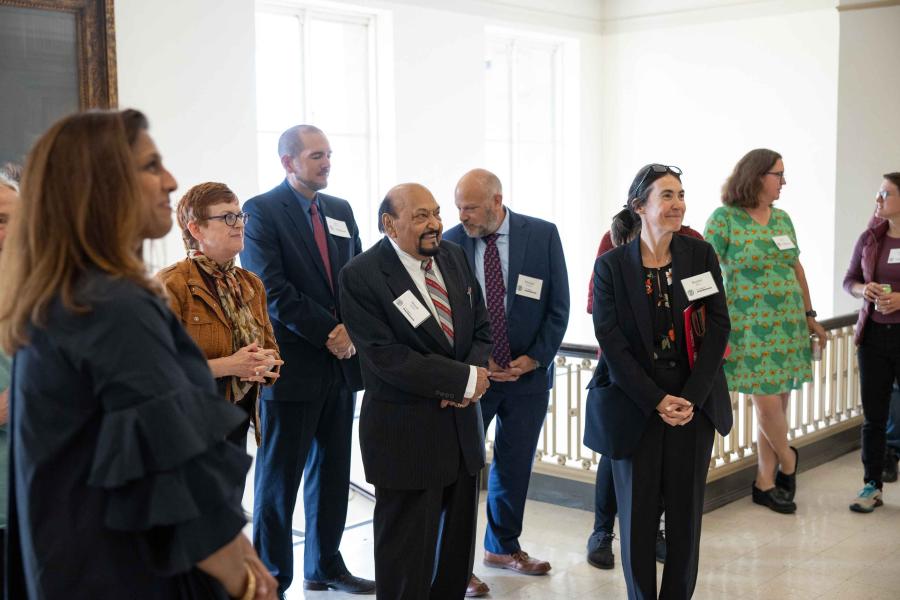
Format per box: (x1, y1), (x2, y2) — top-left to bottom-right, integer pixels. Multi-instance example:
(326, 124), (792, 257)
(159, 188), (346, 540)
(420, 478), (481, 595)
(592, 255), (666, 416)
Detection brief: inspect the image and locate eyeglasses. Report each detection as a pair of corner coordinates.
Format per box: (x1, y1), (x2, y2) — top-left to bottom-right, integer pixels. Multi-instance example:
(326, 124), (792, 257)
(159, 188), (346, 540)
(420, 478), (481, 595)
(206, 212), (249, 227)
(877, 190), (892, 200)
(766, 171), (785, 181)
(635, 164), (683, 195)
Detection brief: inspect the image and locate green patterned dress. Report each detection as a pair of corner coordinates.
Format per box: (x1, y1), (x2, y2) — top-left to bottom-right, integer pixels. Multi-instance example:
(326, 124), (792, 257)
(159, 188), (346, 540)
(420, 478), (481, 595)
(704, 205), (812, 394)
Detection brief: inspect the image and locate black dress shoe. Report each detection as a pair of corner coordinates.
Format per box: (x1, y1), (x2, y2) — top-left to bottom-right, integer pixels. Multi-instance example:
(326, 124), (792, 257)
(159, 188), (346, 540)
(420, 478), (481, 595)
(586, 530), (615, 569)
(775, 446), (799, 500)
(303, 573), (376, 595)
(752, 482), (796, 514)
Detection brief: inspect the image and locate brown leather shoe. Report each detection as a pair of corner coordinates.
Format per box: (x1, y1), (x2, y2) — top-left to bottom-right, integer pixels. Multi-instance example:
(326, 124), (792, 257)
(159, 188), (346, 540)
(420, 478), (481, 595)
(483, 550), (551, 575)
(465, 574), (490, 597)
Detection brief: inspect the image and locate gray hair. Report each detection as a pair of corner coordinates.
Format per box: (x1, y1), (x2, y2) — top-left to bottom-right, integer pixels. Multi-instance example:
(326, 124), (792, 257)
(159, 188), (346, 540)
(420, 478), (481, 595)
(0, 172), (17, 193)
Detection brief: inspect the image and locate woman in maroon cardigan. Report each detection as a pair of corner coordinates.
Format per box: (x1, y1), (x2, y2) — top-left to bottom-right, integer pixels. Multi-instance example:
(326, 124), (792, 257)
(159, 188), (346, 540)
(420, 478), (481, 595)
(584, 207), (703, 569)
(843, 171), (900, 513)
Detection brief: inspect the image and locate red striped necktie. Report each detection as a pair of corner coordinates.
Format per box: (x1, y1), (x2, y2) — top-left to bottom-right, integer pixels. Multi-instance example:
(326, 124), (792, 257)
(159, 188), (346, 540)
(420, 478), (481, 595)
(421, 259), (454, 345)
(310, 197), (334, 292)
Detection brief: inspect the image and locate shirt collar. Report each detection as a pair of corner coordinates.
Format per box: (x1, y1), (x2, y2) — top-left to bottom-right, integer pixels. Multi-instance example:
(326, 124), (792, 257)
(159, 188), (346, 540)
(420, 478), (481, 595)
(388, 236), (433, 272)
(287, 180), (317, 213)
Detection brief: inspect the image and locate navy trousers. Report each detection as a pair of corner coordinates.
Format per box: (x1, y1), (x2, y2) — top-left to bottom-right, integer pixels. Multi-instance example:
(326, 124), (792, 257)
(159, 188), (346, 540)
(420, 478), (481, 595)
(479, 387), (549, 554)
(252, 368), (355, 592)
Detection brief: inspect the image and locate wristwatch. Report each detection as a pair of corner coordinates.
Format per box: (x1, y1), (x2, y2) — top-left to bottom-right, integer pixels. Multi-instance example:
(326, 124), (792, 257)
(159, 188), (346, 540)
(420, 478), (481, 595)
(805, 309), (817, 318)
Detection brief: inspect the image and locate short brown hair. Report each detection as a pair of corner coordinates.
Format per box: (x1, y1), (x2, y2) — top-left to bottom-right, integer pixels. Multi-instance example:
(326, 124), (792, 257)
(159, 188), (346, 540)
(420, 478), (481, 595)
(884, 172), (900, 192)
(176, 182), (239, 251)
(722, 148), (782, 209)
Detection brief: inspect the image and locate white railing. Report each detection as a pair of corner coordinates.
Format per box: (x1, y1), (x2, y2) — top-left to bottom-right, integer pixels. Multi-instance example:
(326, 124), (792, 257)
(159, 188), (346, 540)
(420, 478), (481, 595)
(486, 315), (862, 484)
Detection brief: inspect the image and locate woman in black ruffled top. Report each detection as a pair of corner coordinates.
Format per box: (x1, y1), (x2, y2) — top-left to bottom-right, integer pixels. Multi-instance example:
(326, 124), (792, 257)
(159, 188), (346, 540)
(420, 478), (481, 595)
(0, 110), (276, 599)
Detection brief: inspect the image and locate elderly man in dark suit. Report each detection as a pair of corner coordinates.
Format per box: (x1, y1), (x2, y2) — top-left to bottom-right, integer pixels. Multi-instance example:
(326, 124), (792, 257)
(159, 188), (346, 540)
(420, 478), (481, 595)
(444, 169), (569, 596)
(339, 183), (492, 600)
(240, 125), (374, 597)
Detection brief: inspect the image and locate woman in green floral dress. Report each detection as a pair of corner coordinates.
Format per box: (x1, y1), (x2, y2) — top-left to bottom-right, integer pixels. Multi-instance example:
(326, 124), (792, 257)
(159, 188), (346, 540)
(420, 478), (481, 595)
(704, 149), (827, 514)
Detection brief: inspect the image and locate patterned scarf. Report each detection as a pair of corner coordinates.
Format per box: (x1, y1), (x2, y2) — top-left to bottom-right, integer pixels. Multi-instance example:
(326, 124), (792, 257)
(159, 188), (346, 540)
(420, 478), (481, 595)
(189, 250), (262, 403)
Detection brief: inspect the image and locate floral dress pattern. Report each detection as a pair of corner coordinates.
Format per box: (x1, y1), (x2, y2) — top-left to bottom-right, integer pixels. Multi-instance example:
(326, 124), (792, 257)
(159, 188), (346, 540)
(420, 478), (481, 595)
(645, 264), (679, 362)
(704, 205), (812, 394)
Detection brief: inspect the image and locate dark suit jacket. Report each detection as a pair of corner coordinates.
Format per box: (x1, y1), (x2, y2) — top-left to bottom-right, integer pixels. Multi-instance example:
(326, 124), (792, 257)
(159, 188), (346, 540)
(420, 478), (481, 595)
(240, 180), (363, 399)
(583, 234), (733, 459)
(443, 210), (569, 394)
(339, 238), (492, 490)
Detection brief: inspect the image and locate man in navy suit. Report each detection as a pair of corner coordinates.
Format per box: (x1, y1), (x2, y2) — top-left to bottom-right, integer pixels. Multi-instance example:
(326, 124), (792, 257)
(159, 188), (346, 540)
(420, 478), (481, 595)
(444, 169), (570, 593)
(340, 183), (492, 599)
(240, 125), (375, 597)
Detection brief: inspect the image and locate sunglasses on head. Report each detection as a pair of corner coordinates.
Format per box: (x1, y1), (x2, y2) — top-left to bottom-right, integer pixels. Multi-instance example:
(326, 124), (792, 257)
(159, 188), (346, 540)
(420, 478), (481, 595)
(634, 164), (683, 196)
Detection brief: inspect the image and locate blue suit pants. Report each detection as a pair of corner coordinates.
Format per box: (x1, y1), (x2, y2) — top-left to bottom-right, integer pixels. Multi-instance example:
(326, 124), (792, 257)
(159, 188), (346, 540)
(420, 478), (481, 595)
(479, 387), (549, 554)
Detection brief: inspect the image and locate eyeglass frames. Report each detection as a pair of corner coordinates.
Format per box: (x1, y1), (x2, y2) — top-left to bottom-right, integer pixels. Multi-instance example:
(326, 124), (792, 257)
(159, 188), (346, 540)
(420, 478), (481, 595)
(766, 171), (786, 181)
(206, 212), (250, 227)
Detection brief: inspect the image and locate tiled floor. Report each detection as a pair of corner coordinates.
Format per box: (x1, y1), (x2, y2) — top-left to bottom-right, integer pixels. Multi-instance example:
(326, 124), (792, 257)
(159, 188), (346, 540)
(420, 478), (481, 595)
(243, 451), (900, 599)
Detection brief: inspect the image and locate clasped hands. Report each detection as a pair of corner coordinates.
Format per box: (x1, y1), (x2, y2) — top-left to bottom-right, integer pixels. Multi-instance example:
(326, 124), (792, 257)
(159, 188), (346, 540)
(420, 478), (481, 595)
(441, 366), (490, 409)
(326, 323), (356, 360)
(487, 356), (537, 383)
(232, 341), (283, 383)
(656, 394), (694, 427)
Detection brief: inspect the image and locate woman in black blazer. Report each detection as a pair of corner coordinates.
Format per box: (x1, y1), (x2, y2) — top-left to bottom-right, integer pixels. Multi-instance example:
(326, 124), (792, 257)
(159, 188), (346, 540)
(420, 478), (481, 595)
(584, 164), (732, 600)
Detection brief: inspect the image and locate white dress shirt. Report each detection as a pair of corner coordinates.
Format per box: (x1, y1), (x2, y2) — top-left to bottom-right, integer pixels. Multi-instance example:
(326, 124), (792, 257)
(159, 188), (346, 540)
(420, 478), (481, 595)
(388, 237), (478, 399)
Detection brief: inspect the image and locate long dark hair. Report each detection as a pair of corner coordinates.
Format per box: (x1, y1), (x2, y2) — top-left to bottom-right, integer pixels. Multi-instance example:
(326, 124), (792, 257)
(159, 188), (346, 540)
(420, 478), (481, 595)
(0, 109), (157, 352)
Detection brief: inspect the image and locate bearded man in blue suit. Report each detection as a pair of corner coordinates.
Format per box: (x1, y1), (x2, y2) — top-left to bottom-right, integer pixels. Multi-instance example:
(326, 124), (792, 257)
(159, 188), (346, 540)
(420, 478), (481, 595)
(444, 169), (569, 595)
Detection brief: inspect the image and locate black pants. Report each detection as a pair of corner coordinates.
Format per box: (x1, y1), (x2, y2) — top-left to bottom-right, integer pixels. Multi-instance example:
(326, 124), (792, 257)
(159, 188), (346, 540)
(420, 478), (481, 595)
(611, 362), (715, 600)
(857, 321), (900, 488)
(373, 458), (478, 600)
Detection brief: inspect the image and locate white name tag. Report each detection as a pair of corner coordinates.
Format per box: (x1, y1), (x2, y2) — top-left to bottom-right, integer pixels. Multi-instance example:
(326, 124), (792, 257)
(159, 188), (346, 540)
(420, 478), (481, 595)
(393, 290), (431, 327)
(681, 272), (719, 300)
(889, 248), (900, 264)
(515, 274), (543, 300)
(772, 235), (796, 250)
(326, 217), (351, 238)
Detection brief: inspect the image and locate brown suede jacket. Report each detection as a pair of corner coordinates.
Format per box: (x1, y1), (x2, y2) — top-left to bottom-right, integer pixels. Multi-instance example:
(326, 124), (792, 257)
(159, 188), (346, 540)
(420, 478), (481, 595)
(156, 259), (281, 441)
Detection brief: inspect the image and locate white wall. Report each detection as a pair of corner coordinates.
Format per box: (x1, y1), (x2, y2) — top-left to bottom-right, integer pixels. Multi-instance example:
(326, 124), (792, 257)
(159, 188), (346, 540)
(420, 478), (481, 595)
(833, 3), (900, 314)
(561, 5), (841, 345)
(115, 0), (259, 270)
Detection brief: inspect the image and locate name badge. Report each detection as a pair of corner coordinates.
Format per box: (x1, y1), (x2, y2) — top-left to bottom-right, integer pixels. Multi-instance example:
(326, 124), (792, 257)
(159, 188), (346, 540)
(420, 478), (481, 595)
(516, 274), (543, 300)
(681, 272), (719, 300)
(393, 290), (431, 327)
(772, 235), (796, 250)
(326, 217), (351, 238)
(889, 248), (900, 264)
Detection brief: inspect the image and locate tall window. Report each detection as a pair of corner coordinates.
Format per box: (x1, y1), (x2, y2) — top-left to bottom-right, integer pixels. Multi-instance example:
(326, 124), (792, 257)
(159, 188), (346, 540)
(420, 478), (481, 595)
(485, 32), (564, 223)
(255, 3), (380, 241)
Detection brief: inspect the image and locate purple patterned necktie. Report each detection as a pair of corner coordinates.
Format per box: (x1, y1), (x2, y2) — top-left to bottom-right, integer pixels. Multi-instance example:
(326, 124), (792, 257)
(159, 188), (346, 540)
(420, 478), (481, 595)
(483, 233), (512, 368)
(309, 197), (334, 292)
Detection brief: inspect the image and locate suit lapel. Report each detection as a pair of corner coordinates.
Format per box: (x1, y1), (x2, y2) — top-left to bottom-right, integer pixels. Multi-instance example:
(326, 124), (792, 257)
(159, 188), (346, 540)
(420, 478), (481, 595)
(278, 183), (333, 295)
(623, 238), (654, 359)
(505, 210), (528, 313)
(670, 235), (691, 351)
(378, 239), (454, 355)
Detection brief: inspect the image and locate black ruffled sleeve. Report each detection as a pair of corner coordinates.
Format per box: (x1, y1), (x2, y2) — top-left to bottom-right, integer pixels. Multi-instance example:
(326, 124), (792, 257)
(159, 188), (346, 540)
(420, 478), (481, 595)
(74, 282), (251, 576)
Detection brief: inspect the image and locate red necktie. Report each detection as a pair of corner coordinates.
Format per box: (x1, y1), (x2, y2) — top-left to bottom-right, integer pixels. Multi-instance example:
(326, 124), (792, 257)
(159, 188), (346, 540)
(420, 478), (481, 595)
(483, 233), (511, 368)
(310, 197), (333, 292)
